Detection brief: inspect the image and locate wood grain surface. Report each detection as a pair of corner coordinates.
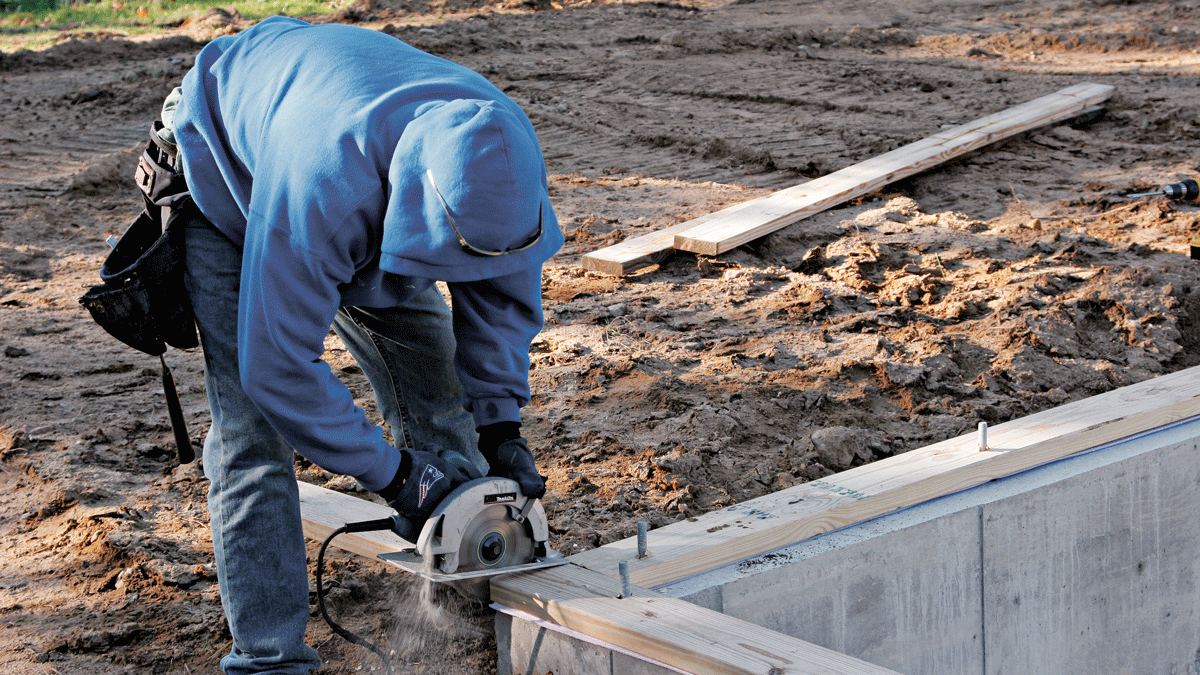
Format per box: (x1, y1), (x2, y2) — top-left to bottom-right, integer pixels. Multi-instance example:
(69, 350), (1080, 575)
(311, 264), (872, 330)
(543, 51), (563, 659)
(297, 482), (408, 560)
(581, 82), (1115, 273)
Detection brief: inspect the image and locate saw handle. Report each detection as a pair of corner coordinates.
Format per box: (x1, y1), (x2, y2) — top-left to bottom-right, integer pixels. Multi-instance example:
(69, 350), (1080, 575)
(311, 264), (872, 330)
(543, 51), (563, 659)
(342, 517), (396, 532)
(342, 514), (419, 541)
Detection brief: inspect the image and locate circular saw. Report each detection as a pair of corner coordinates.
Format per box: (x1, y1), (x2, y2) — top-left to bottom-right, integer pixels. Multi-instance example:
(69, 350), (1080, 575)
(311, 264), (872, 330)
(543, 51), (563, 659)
(378, 477), (564, 598)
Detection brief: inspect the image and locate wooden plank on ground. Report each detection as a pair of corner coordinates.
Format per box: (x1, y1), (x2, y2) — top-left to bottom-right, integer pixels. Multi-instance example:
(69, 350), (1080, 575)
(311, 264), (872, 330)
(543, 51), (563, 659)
(579, 198), (765, 276)
(491, 563), (902, 675)
(580, 82), (1114, 274)
(674, 82), (1113, 255)
(297, 482), (410, 560)
(568, 364), (1200, 589)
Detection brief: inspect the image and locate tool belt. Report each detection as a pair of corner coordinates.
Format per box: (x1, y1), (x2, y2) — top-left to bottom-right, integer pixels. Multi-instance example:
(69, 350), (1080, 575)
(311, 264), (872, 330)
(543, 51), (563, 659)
(79, 122), (197, 463)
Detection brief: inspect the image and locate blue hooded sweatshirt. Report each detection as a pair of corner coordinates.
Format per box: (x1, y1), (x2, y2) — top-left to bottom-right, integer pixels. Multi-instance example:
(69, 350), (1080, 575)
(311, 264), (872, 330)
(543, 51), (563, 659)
(173, 16), (563, 490)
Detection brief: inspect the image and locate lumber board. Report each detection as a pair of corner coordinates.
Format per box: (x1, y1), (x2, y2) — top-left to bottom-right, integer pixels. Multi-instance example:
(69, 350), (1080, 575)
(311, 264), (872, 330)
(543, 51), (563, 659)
(675, 82), (1113, 255)
(297, 483), (902, 674)
(569, 364), (1200, 589)
(491, 563), (902, 675)
(581, 82), (1114, 274)
(674, 82), (1113, 255)
(297, 481), (410, 560)
(579, 198), (765, 276)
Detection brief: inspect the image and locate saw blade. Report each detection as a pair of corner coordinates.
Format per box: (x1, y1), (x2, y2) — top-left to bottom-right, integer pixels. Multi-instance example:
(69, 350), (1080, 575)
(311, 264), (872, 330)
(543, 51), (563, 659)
(456, 504), (535, 573)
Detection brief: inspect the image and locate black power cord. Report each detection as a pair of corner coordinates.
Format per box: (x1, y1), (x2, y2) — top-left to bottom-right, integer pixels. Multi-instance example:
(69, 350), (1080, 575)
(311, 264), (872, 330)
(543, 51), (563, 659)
(317, 516), (409, 675)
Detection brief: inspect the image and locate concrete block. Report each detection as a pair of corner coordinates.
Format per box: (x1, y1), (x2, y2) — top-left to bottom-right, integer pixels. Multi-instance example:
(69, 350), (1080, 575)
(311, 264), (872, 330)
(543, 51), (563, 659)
(610, 651), (687, 675)
(496, 610), (686, 675)
(680, 585), (722, 613)
(496, 611), (612, 675)
(709, 508), (984, 675)
(981, 436), (1200, 675)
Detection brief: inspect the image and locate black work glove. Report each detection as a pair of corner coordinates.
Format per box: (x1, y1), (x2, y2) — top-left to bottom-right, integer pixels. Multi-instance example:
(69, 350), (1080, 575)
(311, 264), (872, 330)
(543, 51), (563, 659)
(478, 423), (546, 499)
(378, 449), (477, 523)
(439, 448), (484, 483)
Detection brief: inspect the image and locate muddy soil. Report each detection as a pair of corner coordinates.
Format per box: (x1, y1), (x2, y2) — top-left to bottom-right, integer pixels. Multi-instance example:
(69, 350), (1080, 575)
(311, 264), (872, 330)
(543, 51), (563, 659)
(3, 0), (1200, 672)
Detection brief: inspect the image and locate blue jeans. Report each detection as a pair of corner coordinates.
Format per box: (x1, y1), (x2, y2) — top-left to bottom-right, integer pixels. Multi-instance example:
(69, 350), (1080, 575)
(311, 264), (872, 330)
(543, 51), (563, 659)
(183, 217), (477, 674)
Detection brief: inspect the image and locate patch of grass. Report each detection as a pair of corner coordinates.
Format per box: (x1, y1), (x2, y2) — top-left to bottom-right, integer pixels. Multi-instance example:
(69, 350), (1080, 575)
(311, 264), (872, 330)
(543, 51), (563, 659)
(0, 0), (337, 34)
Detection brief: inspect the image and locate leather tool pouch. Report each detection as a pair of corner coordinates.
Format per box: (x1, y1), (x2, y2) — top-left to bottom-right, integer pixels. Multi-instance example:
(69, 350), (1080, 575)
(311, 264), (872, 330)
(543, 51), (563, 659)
(81, 123), (197, 356)
(79, 123), (198, 463)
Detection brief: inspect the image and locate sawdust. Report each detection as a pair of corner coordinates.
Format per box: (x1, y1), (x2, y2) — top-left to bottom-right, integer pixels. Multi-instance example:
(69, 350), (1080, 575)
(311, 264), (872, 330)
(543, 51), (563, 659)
(3, 0), (1200, 672)
(383, 581), (492, 671)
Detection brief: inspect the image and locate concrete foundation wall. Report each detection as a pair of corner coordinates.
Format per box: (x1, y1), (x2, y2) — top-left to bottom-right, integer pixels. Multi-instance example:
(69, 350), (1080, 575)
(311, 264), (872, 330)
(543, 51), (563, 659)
(980, 435), (1200, 675)
(496, 610), (685, 675)
(660, 418), (1200, 675)
(496, 417), (1200, 674)
(677, 509), (984, 675)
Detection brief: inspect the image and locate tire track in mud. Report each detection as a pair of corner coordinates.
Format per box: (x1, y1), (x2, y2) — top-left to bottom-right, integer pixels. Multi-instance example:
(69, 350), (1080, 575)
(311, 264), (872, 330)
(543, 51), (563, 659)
(494, 47), (996, 187)
(0, 122), (145, 194)
(423, 1), (1130, 191)
(495, 56), (852, 185)
(0, 37), (192, 197)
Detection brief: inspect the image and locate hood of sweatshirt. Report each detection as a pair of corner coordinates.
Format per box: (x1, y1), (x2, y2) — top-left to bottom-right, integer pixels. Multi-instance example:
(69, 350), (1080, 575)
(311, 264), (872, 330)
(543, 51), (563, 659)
(380, 98), (563, 282)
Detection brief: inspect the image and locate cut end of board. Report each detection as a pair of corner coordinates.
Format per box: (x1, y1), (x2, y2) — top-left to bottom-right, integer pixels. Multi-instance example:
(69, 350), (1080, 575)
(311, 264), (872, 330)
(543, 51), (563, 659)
(580, 252), (629, 276)
(581, 249), (671, 276)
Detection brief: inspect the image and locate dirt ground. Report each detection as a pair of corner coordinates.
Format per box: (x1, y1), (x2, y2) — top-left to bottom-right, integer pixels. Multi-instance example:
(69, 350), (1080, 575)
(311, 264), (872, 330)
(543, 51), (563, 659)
(3, 0), (1200, 672)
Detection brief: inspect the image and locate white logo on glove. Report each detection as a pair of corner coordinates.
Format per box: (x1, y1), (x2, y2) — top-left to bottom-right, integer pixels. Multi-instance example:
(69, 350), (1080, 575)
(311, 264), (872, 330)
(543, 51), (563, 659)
(417, 464), (445, 508)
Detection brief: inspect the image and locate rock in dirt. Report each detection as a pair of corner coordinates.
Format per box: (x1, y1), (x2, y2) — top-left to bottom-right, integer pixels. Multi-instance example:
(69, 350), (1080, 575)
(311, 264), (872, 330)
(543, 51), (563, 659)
(810, 426), (875, 470)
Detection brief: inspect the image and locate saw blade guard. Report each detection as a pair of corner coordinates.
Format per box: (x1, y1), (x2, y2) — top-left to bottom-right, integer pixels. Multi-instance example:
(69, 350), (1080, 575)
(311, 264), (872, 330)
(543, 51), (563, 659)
(414, 477), (549, 574)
